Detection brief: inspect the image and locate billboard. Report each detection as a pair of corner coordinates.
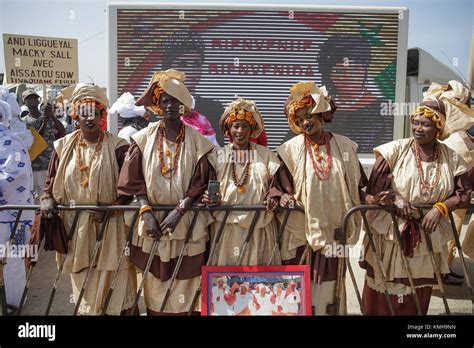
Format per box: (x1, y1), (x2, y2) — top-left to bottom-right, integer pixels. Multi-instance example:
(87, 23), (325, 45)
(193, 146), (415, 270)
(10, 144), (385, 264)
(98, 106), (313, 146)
(108, 4), (408, 152)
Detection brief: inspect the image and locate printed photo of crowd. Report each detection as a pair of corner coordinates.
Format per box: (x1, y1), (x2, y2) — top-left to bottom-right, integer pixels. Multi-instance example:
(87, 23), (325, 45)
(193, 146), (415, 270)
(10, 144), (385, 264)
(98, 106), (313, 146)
(209, 275), (304, 316)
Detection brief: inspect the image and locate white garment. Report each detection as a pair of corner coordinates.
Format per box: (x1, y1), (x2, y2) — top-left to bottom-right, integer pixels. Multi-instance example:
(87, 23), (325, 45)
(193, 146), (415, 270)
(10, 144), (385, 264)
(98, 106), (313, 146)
(232, 292), (253, 315)
(284, 290), (301, 314)
(10, 116), (33, 149)
(0, 226), (27, 309)
(118, 125), (138, 144)
(0, 124), (34, 309)
(211, 286), (233, 315)
(272, 292), (287, 314)
(252, 294), (273, 315)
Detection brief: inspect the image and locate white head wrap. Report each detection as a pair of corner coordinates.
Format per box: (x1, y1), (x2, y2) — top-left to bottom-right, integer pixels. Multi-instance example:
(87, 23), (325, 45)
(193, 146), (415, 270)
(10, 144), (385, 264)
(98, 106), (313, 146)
(109, 92), (146, 119)
(0, 86), (21, 117)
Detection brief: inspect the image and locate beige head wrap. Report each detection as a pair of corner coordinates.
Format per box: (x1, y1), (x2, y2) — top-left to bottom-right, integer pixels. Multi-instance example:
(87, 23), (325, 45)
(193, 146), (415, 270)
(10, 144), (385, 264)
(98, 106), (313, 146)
(73, 84), (108, 107)
(219, 97), (264, 138)
(284, 81), (337, 134)
(135, 69), (193, 114)
(56, 83), (109, 120)
(421, 80), (474, 139)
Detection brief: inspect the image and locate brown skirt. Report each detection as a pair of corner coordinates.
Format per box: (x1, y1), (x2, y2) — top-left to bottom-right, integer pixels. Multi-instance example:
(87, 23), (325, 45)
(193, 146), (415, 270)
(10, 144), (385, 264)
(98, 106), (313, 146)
(362, 281), (432, 315)
(283, 245), (339, 284)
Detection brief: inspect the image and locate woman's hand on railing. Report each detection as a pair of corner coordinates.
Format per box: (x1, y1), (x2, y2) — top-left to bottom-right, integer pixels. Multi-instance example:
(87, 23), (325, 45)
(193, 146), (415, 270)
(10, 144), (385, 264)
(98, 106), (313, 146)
(421, 208), (442, 233)
(394, 194), (416, 220)
(265, 197), (279, 211)
(159, 209), (182, 235)
(40, 197), (57, 219)
(365, 190), (394, 205)
(142, 211), (163, 239)
(279, 194), (296, 208)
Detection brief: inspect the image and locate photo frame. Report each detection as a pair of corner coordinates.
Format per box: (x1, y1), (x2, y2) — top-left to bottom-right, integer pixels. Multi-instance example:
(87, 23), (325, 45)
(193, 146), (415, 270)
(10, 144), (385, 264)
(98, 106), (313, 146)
(201, 265), (311, 316)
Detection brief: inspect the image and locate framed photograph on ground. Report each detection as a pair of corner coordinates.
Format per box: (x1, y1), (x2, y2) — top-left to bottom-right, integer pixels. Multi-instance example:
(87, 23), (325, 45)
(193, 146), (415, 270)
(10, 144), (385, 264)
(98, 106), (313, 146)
(201, 265), (311, 316)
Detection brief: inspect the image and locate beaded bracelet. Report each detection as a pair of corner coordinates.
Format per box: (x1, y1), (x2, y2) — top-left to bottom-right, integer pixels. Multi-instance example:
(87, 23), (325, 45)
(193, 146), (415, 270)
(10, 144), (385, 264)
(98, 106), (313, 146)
(433, 202), (448, 217)
(139, 205), (153, 217)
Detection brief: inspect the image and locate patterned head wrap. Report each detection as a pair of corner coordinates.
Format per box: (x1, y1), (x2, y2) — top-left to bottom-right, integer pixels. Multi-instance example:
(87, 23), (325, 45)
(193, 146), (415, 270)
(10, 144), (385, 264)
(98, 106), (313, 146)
(411, 100), (446, 137)
(220, 97), (264, 139)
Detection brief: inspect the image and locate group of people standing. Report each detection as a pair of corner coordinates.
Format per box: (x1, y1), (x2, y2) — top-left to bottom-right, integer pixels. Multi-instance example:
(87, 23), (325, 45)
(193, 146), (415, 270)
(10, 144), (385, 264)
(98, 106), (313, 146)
(1, 67), (473, 316)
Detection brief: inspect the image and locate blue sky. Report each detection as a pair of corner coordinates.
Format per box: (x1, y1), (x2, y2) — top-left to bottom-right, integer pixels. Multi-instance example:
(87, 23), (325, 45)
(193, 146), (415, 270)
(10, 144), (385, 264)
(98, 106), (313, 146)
(1, 0), (472, 87)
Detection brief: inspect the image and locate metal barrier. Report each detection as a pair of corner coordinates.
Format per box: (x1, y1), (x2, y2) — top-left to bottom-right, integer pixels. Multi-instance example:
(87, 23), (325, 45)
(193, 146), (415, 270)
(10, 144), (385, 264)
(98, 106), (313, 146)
(0, 204), (303, 316)
(1, 203), (472, 316)
(340, 204), (474, 316)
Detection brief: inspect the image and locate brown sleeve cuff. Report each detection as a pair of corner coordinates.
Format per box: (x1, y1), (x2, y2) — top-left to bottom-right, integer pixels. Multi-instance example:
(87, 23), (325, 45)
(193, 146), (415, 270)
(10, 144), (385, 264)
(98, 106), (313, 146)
(265, 162), (294, 199)
(444, 173), (472, 210)
(185, 155), (216, 200)
(117, 140), (148, 196)
(366, 155), (392, 195)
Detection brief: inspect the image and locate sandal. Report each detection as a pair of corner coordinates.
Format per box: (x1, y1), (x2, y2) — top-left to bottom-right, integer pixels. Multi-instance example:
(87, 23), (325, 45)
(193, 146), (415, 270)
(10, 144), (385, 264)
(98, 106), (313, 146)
(449, 269), (465, 279)
(442, 274), (463, 286)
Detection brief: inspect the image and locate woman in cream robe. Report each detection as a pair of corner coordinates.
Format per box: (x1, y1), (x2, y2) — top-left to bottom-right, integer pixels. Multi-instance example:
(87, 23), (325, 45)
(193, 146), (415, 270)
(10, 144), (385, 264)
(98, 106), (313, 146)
(435, 80), (474, 281)
(41, 84), (136, 315)
(118, 69), (214, 315)
(360, 97), (472, 315)
(204, 98), (281, 266)
(271, 82), (365, 315)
